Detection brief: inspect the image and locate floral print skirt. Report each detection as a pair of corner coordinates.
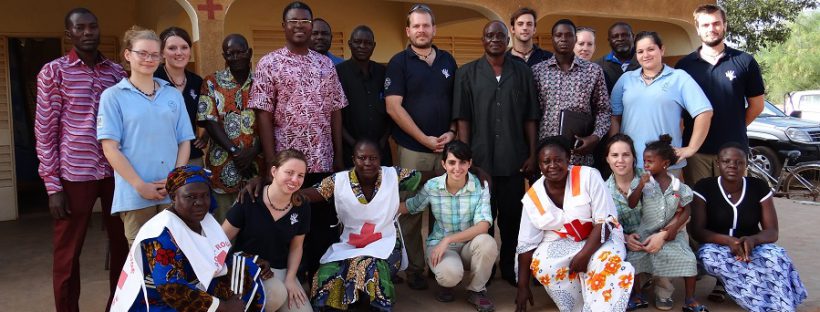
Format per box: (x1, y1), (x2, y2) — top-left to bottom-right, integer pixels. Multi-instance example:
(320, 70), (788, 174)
(529, 237), (634, 312)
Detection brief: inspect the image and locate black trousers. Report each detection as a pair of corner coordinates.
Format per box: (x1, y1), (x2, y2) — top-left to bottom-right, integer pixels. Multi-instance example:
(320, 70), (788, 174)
(301, 172), (340, 281)
(488, 174), (526, 280)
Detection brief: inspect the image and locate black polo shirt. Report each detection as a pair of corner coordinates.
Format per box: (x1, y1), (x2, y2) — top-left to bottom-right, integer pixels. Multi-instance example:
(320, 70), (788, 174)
(452, 56), (540, 176)
(506, 45), (554, 67)
(676, 46), (765, 154)
(336, 59), (392, 166)
(385, 45), (457, 152)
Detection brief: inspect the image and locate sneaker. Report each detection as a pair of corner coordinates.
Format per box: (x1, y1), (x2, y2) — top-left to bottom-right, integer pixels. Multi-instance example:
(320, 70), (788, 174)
(655, 297), (674, 311)
(436, 287), (455, 302)
(467, 291), (495, 312)
(407, 272), (429, 290)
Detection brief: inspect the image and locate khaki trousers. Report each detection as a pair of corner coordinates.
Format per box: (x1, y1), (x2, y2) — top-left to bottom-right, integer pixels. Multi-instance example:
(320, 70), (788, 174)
(682, 153), (720, 186)
(397, 145), (442, 274)
(120, 204), (170, 246)
(426, 234), (498, 292)
(263, 268), (313, 312)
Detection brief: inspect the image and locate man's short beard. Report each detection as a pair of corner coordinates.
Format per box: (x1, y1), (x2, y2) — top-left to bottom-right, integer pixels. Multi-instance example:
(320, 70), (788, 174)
(411, 40), (432, 49)
(704, 37), (724, 47)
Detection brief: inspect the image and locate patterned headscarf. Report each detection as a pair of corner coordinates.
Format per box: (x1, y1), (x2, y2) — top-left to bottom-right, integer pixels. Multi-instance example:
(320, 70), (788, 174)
(166, 165), (217, 212)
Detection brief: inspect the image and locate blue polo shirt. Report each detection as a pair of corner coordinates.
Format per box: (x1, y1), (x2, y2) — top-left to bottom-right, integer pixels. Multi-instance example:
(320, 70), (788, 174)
(612, 65), (713, 169)
(384, 45), (457, 152)
(98, 78), (195, 214)
(675, 47), (765, 154)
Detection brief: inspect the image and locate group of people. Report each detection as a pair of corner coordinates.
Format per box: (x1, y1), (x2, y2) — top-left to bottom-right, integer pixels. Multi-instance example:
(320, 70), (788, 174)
(35, 1), (807, 312)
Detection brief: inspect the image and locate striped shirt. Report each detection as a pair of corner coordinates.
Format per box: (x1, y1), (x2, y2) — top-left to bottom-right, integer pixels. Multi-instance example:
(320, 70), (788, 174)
(35, 49), (126, 194)
(405, 173), (493, 247)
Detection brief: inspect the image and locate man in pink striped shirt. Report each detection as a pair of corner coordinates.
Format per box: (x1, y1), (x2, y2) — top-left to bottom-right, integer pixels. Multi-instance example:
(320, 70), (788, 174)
(34, 8), (128, 312)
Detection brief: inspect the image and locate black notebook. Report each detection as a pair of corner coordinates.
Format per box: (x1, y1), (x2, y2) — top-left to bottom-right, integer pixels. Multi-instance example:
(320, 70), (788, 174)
(559, 110), (594, 141)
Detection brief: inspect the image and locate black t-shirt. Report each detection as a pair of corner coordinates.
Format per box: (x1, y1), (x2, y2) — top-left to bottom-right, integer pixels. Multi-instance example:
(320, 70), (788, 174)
(154, 68), (204, 159)
(675, 47), (765, 154)
(693, 176), (772, 238)
(226, 193), (311, 269)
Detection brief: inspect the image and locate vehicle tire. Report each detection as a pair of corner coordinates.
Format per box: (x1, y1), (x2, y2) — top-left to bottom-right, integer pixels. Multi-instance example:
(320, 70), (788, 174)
(750, 146), (782, 177)
(784, 164), (820, 202)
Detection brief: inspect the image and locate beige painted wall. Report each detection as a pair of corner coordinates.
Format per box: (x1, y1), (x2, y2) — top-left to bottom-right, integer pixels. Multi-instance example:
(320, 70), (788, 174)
(0, 0), (138, 39)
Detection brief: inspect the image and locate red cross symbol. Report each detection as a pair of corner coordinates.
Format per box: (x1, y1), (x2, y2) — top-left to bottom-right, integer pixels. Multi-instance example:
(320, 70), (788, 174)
(198, 0), (223, 20)
(348, 222), (382, 248)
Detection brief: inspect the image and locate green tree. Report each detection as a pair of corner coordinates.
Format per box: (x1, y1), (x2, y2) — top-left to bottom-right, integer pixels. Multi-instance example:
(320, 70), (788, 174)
(757, 12), (820, 104)
(719, 0), (818, 53)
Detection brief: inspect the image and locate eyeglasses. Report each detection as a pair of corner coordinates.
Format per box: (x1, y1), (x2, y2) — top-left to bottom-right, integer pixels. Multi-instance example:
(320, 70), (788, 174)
(128, 49), (162, 61)
(483, 32), (507, 41)
(286, 19), (312, 26)
(223, 49), (249, 60)
(408, 3), (432, 14)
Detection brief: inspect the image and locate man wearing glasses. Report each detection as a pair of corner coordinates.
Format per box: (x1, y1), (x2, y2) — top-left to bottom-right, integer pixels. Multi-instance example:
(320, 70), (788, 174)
(248, 1), (348, 280)
(385, 3), (458, 291)
(35, 7), (128, 312)
(197, 34), (262, 222)
(453, 21), (540, 289)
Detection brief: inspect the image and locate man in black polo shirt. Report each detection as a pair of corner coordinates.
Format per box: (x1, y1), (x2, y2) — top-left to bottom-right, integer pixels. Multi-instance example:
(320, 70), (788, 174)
(595, 22), (640, 93)
(336, 25), (392, 167)
(453, 20), (539, 287)
(506, 7), (553, 67)
(676, 4), (764, 188)
(385, 3), (458, 290)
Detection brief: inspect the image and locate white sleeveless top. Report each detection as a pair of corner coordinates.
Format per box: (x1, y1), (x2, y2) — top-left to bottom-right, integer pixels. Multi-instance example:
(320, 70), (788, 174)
(320, 167), (400, 263)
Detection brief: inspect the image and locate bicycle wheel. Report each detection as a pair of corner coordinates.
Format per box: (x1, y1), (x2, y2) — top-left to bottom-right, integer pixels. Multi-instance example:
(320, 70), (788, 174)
(784, 164), (820, 202)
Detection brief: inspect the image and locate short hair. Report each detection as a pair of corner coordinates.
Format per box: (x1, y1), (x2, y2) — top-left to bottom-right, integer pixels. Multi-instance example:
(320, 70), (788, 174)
(350, 25), (374, 40)
(551, 19), (576, 35)
(407, 3), (435, 26)
(312, 17), (331, 31)
(282, 1), (313, 22)
(510, 7), (537, 26)
(693, 4), (726, 23)
(159, 27), (192, 51)
(122, 25), (160, 51)
(718, 141), (749, 158)
(537, 136), (573, 159)
(635, 31), (663, 49)
(222, 33), (249, 49)
(441, 141), (472, 161)
(607, 22), (633, 35)
(64, 7), (97, 29)
(577, 26), (596, 35)
(644, 134), (678, 165)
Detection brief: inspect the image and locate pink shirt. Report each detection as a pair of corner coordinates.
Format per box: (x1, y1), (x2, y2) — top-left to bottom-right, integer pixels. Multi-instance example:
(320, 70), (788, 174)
(35, 49), (126, 194)
(248, 48), (347, 172)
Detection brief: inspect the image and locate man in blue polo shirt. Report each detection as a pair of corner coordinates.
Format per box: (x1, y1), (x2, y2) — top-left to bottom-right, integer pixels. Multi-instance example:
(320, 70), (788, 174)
(676, 4), (764, 188)
(385, 3), (458, 290)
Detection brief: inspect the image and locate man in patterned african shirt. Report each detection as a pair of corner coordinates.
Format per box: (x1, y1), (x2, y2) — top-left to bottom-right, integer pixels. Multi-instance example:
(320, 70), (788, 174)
(198, 34), (262, 222)
(532, 19), (611, 166)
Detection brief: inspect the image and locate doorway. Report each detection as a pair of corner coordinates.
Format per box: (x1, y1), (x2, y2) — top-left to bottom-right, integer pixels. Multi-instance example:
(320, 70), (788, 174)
(8, 37), (62, 215)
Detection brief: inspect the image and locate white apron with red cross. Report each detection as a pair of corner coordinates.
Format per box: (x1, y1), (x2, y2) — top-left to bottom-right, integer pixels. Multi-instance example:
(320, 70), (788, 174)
(320, 167), (399, 263)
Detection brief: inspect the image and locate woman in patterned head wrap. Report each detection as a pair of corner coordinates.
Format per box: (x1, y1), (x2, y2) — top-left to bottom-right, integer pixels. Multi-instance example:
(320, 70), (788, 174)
(111, 165), (274, 312)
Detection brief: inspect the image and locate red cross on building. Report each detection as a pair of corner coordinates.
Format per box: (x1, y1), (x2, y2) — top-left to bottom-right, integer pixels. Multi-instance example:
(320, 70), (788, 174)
(198, 0), (223, 20)
(348, 223), (382, 248)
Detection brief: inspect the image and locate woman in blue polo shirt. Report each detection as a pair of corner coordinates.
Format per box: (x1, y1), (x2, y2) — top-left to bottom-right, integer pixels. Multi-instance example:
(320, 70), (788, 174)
(610, 31), (713, 178)
(98, 26), (194, 245)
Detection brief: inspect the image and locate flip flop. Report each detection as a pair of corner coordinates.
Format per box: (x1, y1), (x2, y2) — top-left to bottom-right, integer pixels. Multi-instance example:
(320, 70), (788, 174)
(626, 294), (649, 311)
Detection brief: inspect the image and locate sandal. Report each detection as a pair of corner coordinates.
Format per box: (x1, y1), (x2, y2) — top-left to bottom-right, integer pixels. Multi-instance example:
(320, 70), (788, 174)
(682, 299), (709, 312)
(655, 297), (674, 311)
(626, 294), (649, 311)
(707, 283), (726, 303)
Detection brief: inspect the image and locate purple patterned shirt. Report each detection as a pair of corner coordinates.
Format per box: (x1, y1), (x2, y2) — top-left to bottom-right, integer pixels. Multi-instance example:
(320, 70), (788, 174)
(247, 48), (348, 172)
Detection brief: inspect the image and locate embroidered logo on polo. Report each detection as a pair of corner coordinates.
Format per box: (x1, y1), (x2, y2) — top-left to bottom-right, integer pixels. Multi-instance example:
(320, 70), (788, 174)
(290, 213), (299, 225)
(384, 78), (391, 91)
(725, 70), (736, 81)
(168, 101), (177, 113)
(189, 89), (197, 99)
(442, 68), (450, 79)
